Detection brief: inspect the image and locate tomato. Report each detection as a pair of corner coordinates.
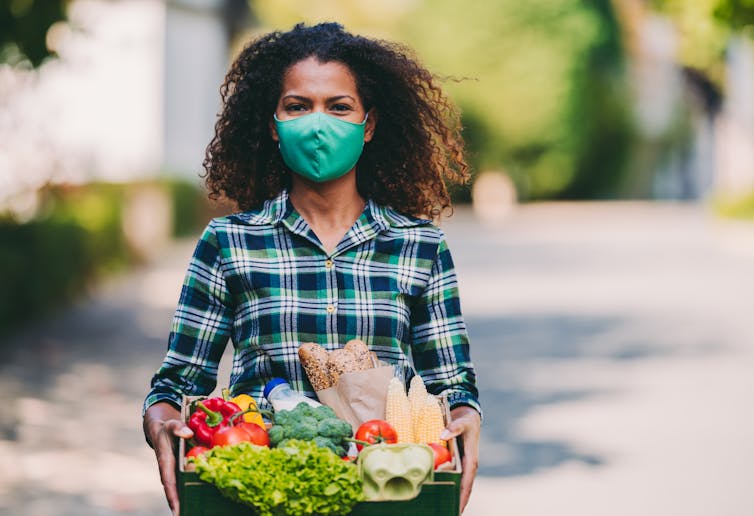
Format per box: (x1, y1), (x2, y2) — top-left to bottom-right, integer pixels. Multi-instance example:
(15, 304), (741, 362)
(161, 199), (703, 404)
(211, 426), (253, 447)
(237, 421), (270, 447)
(354, 420), (398, 451)
(427, 442), (452, 469)
(186, 446), (210, 458)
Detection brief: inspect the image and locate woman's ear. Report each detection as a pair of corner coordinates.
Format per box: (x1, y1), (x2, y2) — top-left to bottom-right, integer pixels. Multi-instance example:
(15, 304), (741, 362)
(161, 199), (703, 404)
(364, 109), (377, 143)
(269, 116), (279, 142)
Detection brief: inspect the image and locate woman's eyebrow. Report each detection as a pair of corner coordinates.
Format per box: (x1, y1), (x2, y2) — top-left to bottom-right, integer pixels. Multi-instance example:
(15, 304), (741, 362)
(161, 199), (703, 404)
(281, 94), (310, 102)
(327, 95), (356, 102)
(281, 94), (356, 104)
(281, 94), (356, 102)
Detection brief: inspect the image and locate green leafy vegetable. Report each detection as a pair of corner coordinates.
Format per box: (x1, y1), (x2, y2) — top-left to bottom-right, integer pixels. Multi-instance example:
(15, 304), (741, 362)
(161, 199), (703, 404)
(268, 402), (353, 456)
(194, 440), (363, 516)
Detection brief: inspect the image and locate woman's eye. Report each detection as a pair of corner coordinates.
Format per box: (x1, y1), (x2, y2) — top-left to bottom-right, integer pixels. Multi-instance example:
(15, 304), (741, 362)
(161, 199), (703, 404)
(331, 104), (353, 112)
(285, 104), (307, 112)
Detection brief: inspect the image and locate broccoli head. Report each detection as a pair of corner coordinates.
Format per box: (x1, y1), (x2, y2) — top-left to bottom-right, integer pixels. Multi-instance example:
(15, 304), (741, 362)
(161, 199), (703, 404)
(313, 436), (339, 454)
(318, 418), (351, 439)
(291, 402), (316, 419)
(289, 417), (318, 441)
(334, 419), (353, 438)
(312, 405), (337, 421)
(268, 402), (353, 456)
(273, 410), (293, 427)
(267, 425), (286, 446)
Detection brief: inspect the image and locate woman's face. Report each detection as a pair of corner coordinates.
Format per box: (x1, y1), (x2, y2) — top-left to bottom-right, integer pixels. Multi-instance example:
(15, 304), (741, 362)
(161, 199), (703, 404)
(271, 56), (375, 141)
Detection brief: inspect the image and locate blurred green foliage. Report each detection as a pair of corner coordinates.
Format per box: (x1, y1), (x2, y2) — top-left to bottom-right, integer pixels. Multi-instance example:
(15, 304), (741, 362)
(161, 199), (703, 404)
(42, 184), (131, 273)
(250, 0), (633, 200)
(0, 0), (69, 67)
(398, 0), (634, 200)
(0, 184), (125, 334)
(650, 0), (731, 87)
(0, 179), (206, 335)
(169, 180), (211, 237)
(0, 217), (90, 333)
(651, 0), (754, 87)
(715, 0), (754, 29)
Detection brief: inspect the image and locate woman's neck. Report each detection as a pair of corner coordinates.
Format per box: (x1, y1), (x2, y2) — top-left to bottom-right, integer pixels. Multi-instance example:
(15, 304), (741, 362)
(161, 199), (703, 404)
(288, 171), (366, 253)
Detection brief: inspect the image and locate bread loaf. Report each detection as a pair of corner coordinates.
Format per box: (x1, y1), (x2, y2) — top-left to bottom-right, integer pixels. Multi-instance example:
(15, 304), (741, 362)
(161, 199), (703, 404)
(298, 340), (377, 390)
(327, 348), (359, 382)
(344, 339), (374, 370)
(298, 342), (334, 390)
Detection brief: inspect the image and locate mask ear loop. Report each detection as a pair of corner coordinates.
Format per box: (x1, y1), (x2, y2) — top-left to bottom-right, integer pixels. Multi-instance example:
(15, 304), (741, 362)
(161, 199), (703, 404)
(362, 113), (371, 145)
(273, 113), (281, 151)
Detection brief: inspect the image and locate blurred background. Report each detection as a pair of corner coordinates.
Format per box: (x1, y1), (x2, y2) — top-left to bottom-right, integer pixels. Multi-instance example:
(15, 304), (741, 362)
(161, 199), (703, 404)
(1, 1), (753, 515)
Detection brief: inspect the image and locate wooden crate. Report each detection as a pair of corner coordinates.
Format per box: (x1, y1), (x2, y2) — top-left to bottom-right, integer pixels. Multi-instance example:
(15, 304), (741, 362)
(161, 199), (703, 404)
(178, 469), (460, 516)
(177, 396), (462, 516)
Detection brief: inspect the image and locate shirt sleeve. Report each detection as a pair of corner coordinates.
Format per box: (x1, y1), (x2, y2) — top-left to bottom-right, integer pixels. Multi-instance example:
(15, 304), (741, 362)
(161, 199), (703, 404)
(410, 234), (481, 417)
(143, 220), (234, 414)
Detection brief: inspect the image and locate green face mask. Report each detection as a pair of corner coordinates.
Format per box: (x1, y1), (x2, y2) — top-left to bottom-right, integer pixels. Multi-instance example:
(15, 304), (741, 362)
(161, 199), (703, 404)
(274, 112), (367, 182)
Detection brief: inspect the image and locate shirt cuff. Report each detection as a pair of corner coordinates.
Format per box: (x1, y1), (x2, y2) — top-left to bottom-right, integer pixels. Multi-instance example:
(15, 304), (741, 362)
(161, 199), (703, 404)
(445, 390), (483, 421)
(142, 391), (183, 417)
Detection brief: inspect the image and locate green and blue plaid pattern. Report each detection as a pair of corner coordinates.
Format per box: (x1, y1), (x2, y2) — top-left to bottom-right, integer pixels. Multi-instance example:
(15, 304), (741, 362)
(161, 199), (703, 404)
(144, 190), (479, 415)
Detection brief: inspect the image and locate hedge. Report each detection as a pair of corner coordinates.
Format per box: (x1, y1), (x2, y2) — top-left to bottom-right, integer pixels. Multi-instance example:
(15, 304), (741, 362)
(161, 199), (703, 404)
(0, 179), (208, 336)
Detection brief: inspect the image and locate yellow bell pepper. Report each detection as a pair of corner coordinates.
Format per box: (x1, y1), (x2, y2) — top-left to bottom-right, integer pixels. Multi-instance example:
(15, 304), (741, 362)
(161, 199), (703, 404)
(230, 393), (265, 428)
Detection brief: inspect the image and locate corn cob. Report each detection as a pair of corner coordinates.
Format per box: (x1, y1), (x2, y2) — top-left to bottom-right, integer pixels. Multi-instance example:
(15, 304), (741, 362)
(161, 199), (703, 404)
(385, 377), (413, 443)
(408, 375), (446, 444)
(414, 394), (446, 444)
(408, 375), (428, 419)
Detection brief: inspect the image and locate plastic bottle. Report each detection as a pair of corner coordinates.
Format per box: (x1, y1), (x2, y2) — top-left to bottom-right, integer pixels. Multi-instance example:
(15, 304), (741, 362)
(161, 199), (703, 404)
(263, 378), (322, 412)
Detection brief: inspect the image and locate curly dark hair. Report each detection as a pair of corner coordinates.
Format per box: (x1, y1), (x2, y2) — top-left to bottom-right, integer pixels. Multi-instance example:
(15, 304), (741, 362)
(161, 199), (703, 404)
(203, 22), (469, 218)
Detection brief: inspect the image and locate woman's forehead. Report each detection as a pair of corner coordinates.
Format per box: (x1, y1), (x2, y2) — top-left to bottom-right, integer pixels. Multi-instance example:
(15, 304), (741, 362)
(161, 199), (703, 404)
(280, 57), (358, 96)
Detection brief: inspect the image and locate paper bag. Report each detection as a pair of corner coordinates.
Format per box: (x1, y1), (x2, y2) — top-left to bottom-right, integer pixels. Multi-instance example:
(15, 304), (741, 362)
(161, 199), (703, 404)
(315, 365), (395, 429)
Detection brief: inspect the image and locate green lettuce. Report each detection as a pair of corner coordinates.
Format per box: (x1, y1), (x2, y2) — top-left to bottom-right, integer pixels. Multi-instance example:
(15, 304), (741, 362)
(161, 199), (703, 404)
(193, 439), (363, 516)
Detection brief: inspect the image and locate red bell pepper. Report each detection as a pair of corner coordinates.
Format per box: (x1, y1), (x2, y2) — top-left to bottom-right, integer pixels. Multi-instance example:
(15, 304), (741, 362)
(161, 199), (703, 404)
(187, 397), (241, 447)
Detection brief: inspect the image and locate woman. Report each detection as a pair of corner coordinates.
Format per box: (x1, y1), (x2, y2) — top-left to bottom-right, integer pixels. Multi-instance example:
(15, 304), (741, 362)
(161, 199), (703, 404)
(143, 22), (481, 515)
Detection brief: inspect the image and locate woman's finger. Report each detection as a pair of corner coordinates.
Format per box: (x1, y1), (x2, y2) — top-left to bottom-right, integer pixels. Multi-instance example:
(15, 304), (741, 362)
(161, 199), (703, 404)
(166, 419), (193, 439)
(459, 446), (479, 512)
(440, 408), (478, 439)
(153, 419), (192, 515)
(459, 419), (480, 512)
(440, 419), (465, 440)
(154, 424), (180, 515)
(444, 406), (481, 513)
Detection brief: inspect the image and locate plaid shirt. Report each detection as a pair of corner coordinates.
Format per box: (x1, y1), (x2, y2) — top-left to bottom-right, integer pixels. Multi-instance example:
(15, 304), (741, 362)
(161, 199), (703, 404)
(144, 190), (479, 415)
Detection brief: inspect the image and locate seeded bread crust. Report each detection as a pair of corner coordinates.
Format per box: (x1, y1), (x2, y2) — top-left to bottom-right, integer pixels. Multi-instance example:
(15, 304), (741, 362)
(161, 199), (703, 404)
(298, 342), (334, 390)
(344, 339), (374, 370)
(327, 348), (359, 381)
(298, 340), (376, 390)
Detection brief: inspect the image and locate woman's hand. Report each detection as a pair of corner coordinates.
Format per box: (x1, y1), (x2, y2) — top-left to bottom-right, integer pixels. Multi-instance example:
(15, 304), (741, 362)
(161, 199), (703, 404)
(441, 405), (481, 513)
(143, 402), (194, 516)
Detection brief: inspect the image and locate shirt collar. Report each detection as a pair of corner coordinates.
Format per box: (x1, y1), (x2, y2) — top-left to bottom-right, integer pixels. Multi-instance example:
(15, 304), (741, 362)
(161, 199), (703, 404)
(229, 190), (291, 226)
(371, 201), (432, 229)
(229, 190), (431, 233)
(331, 199), (386, 254)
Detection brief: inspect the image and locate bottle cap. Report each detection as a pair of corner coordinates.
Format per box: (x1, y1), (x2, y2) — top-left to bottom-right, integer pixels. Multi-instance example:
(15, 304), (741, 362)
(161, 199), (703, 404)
(263, 377), (288, 398)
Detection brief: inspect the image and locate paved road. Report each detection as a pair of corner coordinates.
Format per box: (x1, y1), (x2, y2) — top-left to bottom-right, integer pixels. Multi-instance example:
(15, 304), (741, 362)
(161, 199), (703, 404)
(1, 202), (752, 516)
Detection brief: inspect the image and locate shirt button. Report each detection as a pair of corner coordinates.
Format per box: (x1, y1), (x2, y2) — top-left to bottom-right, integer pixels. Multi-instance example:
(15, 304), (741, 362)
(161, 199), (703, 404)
(326, 305), (335, 313)
(325, 259), (333, 269)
